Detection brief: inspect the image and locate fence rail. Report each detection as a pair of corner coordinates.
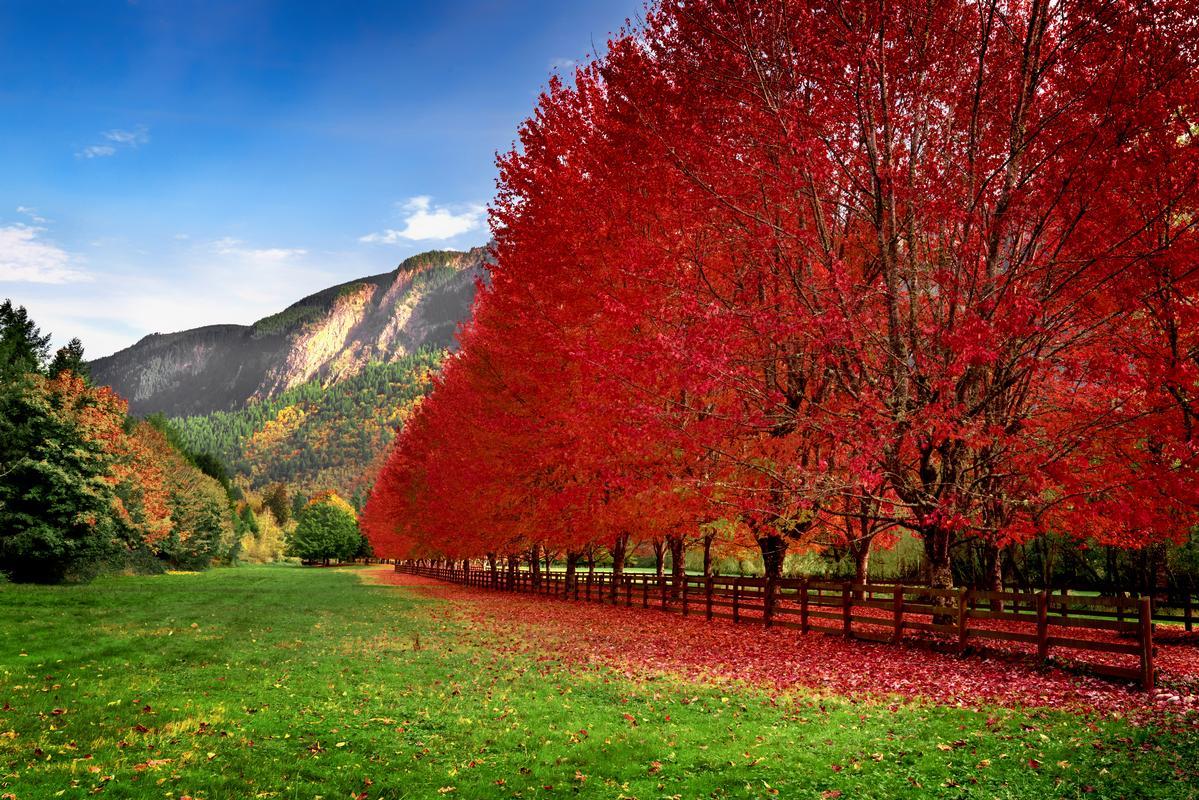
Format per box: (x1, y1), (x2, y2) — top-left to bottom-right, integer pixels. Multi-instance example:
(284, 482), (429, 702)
(396, 562), (1158, 690)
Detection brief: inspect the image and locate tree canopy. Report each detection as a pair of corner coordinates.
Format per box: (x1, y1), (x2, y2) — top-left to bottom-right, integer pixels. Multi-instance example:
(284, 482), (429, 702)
(363, 0), (1199, 591)
(288, 491), (361, 564)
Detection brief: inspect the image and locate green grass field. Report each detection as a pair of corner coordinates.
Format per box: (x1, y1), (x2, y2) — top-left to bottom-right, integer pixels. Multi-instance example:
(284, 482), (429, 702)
(1, 566), (1195, 799)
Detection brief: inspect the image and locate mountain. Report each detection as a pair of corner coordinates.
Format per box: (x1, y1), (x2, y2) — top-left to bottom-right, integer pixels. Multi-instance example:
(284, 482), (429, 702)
(90, 248), (487, 417)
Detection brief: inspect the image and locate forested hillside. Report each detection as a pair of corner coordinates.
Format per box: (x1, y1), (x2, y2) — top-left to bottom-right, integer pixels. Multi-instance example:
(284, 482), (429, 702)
(172, 350), (445, 503)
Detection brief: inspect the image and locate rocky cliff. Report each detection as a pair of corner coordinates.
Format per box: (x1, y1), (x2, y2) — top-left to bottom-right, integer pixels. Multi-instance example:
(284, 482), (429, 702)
(90, 248), (486, 416)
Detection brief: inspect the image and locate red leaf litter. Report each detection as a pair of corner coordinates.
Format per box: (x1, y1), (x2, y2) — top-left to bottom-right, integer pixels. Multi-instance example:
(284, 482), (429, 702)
(370, 569), (1199, 727)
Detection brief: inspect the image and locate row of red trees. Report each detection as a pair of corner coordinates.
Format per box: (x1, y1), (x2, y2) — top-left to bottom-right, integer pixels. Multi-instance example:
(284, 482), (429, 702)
(363, 0), (1199, 592)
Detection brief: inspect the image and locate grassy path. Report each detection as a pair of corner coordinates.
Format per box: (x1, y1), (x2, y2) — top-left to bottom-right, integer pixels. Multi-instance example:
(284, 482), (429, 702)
(0, 565), (1195, 799)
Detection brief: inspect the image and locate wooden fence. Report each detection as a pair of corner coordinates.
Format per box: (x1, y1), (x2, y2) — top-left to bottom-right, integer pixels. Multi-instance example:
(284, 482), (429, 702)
(1004, 585), (1195, 632)
(395, 562), (1158, 690)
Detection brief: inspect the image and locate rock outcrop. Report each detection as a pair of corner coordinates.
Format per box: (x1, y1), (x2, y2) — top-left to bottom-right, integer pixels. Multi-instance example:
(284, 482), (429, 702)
(90, 248), (485, 416)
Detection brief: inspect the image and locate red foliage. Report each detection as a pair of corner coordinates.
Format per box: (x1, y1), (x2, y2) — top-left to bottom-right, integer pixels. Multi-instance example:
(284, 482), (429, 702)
(47, 372), (172, 545)
(364, 0), (1199, 589)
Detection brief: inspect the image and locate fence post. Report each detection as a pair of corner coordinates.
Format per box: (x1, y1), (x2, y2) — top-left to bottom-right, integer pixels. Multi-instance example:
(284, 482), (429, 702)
(1060, 587), (1069, 622)
(626, 576), (632, 607)
(660, 576), (667, 610)
(1185, 590), (1193, 633)
(1036, 591), (1049, 663)
(706, 577), (714, 621)
(642, 577), (649, 608)
(733, 579), (741, 623)
(892, 584), (904, 643)
(800, 579), (809, 634)
(957, 589), (970, 652)
(1140, 597), (1155, 690)
(841, 582), (851, 637)
(682, 577), (689, 617)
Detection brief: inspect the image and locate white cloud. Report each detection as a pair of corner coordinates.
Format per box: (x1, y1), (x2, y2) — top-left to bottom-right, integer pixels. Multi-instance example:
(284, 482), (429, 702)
(0, 224), (90, 284)
(78, 144), (116, 159)
(550, 57), (579, 71)
(360, 196), (485, 243)
(77, 125), (149, 159)
(103, 126), (149, 146)
(213, 237), (307, 263)
(21, 236), (351, 358)
(16, 206), (47, 223)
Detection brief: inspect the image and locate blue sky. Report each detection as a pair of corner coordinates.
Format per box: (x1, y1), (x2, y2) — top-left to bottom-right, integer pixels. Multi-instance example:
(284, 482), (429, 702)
(0, 0), (637, 357)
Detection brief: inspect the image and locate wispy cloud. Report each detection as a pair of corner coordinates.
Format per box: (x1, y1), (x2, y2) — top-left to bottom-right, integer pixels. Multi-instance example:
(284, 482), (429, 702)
(26, 240), (353, 357)
(0, 224), (90, 284)
(78, 144), (117, 159)
(213, 237), (307, 263)
(76, 125), (149, 159)
(360, 196), (485, 243)
(20, 233), (348, 358)
(550, 57), (579, 71)
(103, 126), (149, 146)
(16, 206), (48, 224)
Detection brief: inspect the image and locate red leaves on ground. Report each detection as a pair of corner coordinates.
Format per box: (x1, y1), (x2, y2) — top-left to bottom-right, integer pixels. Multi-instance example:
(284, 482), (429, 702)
(373, 569), (1199, 726)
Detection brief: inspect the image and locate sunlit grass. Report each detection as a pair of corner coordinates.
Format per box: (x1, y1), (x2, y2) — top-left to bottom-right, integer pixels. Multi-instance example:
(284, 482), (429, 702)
(0, 565), (1194, 799)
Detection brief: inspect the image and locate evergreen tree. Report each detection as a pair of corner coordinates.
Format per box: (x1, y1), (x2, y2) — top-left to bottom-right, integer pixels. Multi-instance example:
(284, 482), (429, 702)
(262, 482), (291, 526)
(0, 375), (124, 582)
(48, 337), (88, 380)
(0, 299), (51, 383)
(290, 491), (308, 520)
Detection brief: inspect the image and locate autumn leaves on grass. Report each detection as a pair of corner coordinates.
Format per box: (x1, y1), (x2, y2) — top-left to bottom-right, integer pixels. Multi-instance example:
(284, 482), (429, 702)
(382, 569), (1199, 725)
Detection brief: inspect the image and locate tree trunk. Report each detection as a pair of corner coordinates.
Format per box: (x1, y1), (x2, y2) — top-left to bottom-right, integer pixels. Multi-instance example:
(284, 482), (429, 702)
(759, 534), (788, 579)
(923, 527), (954, 589)
(506, 553), (518, 590)
(850, 538), (871, 601)
(986, 544), (1005, 612)
(530, 543), (541, 590)
(667, 535), (686, 598)
(610, 533), (629, 602)
(703, 533), (714, 578)
(565, 551), (580, 597)
(544, 549), (553, 576)
(923, 527), (955, 623)
(653, 539), (665, 578)
(487, 552), (498, 589)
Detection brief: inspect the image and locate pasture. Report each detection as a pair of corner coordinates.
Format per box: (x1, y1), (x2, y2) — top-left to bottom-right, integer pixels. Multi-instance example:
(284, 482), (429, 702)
(0, 566), (1195, 798)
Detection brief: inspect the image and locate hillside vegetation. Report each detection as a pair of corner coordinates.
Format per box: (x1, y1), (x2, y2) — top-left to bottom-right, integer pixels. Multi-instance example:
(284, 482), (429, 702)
(172, 350), (445, 502)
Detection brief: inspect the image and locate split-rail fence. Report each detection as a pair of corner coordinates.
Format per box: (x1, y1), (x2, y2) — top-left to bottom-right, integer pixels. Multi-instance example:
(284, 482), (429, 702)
(395, 562), (1159, 690)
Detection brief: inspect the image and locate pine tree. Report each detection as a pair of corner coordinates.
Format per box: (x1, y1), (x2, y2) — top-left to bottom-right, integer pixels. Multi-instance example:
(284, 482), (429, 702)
(0, 299), (51, 383)
(48, 337), (88, 380)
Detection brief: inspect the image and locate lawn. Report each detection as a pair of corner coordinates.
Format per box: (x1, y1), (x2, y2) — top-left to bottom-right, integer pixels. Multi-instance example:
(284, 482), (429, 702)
(0, 566), (1195, 799)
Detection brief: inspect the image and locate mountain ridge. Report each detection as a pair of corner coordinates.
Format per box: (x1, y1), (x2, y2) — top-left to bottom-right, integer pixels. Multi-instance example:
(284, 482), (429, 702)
(90, 247), (487, 417)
